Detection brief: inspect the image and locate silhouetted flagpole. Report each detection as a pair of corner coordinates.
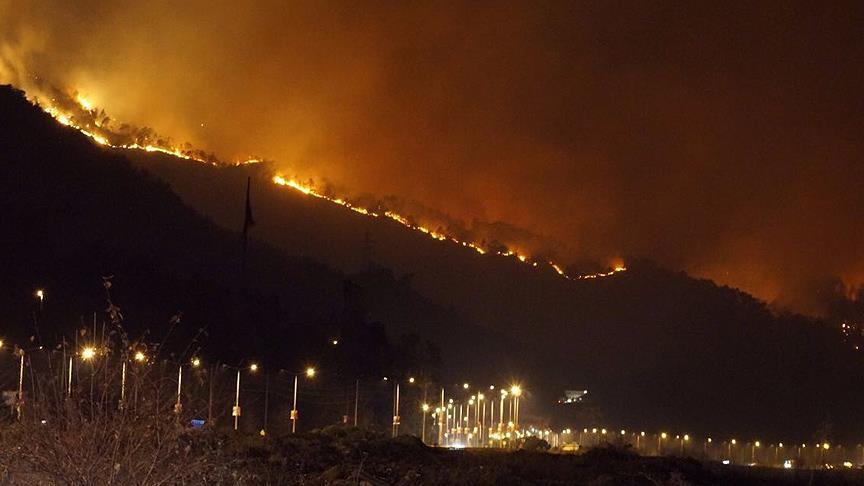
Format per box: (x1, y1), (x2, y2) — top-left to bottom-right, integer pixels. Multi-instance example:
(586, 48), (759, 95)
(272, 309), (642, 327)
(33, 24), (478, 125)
(241, 176), (255, 274)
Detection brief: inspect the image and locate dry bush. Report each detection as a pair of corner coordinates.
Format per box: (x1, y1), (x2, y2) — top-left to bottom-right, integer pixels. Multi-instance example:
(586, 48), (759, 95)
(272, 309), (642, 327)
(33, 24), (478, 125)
(0, 383), (241, 485)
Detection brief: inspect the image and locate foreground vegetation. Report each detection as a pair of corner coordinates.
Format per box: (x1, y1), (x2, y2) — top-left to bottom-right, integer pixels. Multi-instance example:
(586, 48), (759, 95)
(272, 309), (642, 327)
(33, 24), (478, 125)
(2, 419), (863, 485)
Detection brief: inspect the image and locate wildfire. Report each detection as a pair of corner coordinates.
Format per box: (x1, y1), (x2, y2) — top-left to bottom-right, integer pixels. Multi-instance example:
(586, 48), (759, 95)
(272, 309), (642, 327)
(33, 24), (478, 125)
(31, 88), (626, 283)
(272, 175), (626, 281)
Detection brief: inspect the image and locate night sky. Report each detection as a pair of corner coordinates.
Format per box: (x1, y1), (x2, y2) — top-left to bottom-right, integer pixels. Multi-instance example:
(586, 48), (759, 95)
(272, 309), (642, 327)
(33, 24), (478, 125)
(2, 1), (863, 314)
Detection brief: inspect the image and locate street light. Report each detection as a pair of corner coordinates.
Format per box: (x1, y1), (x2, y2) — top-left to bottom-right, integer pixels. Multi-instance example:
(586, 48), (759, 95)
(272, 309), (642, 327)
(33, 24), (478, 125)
(233, 363), (258, 431)
(510, 385), (522, 430)
(291, 367), (316, 433)
(421, 403), (430, 443)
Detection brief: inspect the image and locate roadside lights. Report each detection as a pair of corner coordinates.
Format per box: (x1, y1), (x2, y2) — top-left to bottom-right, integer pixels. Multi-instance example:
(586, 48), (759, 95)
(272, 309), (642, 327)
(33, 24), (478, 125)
(81, 347), (96, 361)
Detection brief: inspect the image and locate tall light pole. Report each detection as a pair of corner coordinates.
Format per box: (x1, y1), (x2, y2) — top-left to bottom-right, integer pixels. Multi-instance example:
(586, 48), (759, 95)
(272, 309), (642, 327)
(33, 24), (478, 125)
(467, 396), (475, 446)
(510, 385), (522, 430)
(81, 346), (96, 414)
(477, 393), (486, 447)
(421, 403), (429, 443)
(16, 349), (25, 420)
(261, 373), (269, 436)
(438, 387), (445, 445)
(67, 356), (73, 398)
(119, 360), (127, 409)
(174, 364), (183, 414)
(499, 389), (507, 432)
(233, 363), (258, 431)
(292, 367), (315, 433)
(392, 381), (401, 438)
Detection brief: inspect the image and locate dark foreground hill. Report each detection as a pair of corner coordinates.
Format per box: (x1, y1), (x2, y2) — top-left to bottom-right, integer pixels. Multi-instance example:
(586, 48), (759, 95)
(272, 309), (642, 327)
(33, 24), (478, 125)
(3, 84), (864, 443)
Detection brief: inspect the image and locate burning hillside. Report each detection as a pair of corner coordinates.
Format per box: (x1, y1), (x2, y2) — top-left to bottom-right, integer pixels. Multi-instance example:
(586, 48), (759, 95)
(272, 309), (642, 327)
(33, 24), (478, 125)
(21, 84), (626, 282)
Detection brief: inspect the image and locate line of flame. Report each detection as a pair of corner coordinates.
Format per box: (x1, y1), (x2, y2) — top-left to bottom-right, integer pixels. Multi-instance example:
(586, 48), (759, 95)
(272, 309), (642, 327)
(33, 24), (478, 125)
(272, 175), (626, 280)
(36, 94), (625, 282)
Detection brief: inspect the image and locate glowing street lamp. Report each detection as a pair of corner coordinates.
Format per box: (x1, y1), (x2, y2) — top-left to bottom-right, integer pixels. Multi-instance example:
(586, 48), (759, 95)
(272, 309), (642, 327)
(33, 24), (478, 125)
(81, 347), (96, 361)
(659, 432), (668, 454)
(752, 441), (760, 463)
(191, 357), (201, 368)
(35, 289), (45, 310)
(134, 351), (146, 363)
(291, 367), (316, 433)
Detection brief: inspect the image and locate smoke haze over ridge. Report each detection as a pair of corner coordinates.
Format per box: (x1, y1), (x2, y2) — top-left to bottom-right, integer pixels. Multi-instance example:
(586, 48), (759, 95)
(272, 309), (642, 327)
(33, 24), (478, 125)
(3, 0), (864, 315)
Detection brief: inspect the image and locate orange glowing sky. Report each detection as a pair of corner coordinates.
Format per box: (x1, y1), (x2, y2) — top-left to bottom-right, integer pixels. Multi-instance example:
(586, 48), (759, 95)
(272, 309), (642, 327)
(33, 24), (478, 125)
(2, 0), (864, 314)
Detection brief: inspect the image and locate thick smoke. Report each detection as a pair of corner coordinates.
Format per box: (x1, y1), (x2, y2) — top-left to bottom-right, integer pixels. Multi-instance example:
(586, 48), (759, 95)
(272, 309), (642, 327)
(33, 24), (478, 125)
(2, 1), (863, 315)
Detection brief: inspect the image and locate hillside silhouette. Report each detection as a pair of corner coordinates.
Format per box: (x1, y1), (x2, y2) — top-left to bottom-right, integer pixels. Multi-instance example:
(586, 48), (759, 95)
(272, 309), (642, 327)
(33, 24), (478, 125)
(0, 85), (514, 414)
(3, 85), (864, 443)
